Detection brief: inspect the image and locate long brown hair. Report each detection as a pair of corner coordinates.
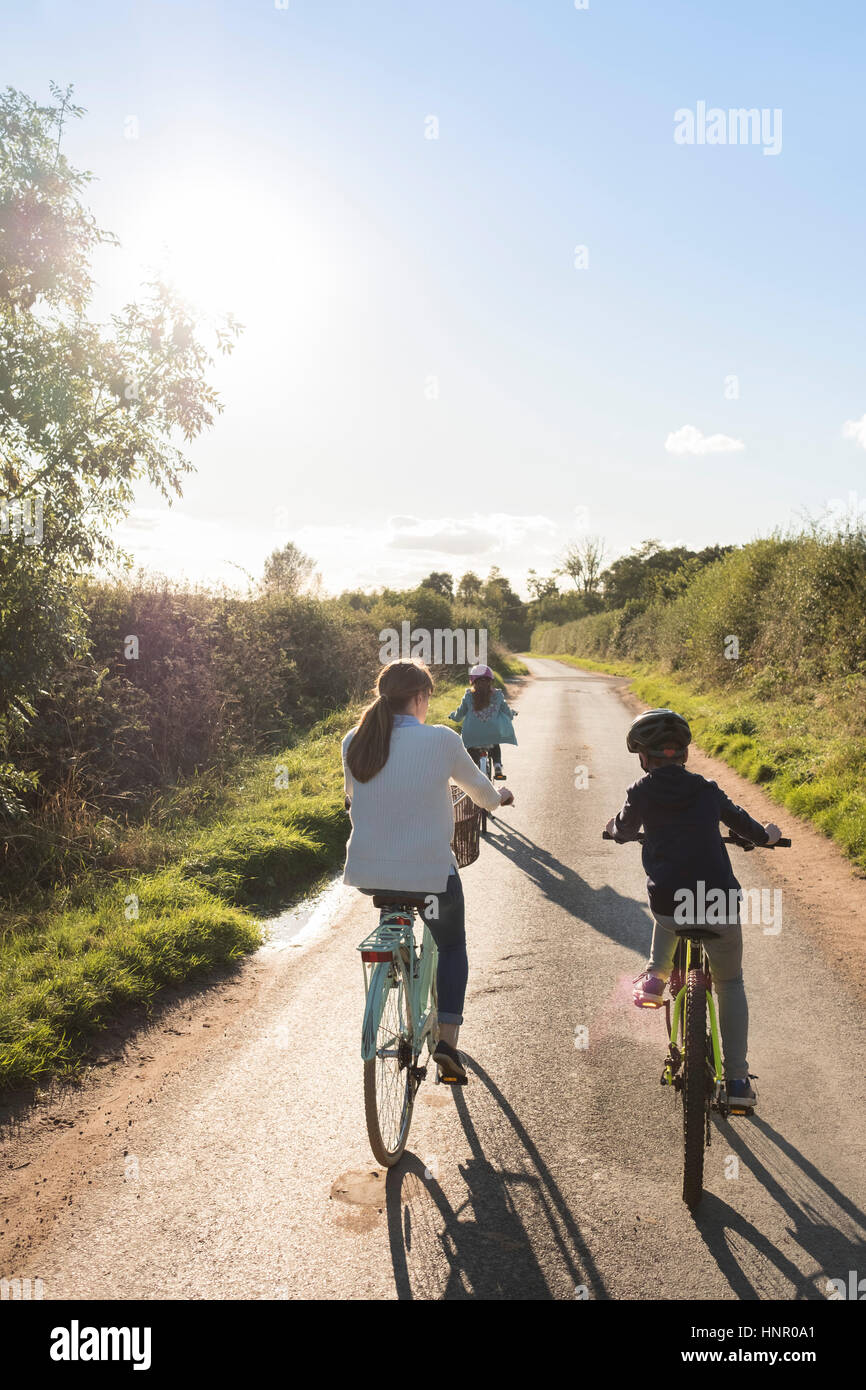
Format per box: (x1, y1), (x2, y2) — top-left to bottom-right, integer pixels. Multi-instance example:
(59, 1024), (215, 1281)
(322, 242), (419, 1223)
(346, 659), (434, 783)
(471, 675), (494, 711)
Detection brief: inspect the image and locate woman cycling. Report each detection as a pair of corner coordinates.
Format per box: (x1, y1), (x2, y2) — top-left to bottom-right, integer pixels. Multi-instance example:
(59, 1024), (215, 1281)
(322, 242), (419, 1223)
(449, 664), (518, 780)
(342, 659), (513, 1080)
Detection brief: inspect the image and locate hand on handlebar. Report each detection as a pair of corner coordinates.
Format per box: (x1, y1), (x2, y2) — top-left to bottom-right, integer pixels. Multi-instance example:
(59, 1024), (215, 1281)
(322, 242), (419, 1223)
(604, 816), (617, 838)
(764, 822), (782, 845)
(498, 788), (515, 807)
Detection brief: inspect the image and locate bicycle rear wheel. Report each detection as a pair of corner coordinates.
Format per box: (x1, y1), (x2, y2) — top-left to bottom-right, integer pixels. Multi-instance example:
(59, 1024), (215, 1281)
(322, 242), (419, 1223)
(479, 754), (491, 834)
(682, 963), (709, 1207)
(364, 955), (415, 1167)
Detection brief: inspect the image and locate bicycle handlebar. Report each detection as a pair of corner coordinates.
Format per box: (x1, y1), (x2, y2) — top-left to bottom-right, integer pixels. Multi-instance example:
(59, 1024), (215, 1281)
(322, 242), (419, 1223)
(602, 830), (791, 848)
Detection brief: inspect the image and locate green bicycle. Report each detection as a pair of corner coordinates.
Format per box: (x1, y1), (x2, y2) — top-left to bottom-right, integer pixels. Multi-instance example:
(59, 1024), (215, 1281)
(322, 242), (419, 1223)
(356, 786), (480, 1166)
(604, 828), (790, 1207)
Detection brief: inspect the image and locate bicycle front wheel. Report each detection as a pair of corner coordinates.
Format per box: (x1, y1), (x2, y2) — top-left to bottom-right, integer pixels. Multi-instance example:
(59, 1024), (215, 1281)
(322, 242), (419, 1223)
(364, 956), (415, 1167)
(682, 964), (709, 1208)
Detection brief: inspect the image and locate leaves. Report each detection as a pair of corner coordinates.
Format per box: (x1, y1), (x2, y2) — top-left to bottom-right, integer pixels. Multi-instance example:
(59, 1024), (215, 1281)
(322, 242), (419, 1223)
(0, 85), (243, 814)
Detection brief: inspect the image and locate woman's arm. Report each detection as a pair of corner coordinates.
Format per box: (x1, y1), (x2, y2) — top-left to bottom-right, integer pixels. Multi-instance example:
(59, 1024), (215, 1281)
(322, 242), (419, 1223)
(448, 692), (469, 722)
(341, 731), (355, 802)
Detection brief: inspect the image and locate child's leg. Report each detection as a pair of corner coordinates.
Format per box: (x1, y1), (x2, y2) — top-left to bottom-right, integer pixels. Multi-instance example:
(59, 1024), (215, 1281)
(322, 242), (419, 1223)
(647, 913), (679, 978)
(705, 919), (748, 1080)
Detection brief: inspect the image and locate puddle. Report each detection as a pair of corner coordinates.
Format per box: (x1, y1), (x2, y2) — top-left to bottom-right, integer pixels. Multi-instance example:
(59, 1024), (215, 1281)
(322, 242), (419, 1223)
(257, 875), (352, 953)
(330, 1168), (387, 1232)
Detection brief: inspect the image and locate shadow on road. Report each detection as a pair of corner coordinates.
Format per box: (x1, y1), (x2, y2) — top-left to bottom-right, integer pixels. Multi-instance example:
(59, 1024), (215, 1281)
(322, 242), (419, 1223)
(693, 1114), (866, 1298)
(485, 821), (653, 955)
(385, 1055), (607, 1301)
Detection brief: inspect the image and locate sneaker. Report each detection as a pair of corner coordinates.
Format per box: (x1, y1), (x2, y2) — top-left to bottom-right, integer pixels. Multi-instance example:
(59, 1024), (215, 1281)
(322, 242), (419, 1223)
(493, 764), (506, 780)
(432, 1038), (467, 1081)
(633, 971), (666, 1008)
(726, 1076), (757, 1111)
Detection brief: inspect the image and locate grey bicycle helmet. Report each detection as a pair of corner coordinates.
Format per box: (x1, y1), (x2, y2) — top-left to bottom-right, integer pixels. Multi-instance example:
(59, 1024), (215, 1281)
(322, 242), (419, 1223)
(626, 708), (691, 758)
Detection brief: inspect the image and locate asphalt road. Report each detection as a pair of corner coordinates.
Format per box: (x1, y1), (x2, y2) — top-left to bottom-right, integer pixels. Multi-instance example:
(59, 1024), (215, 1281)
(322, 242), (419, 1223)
(6, 657), (866, 1300)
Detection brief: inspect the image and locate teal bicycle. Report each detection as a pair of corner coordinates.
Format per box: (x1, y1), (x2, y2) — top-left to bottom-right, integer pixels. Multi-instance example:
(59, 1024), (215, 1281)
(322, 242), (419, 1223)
(604, 828), (790, 1207)
(356, 787), (480, 1166)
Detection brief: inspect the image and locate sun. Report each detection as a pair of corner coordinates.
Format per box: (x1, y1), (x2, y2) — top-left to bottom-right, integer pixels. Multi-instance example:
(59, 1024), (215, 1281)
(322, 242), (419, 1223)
(126, 175), (334, 328)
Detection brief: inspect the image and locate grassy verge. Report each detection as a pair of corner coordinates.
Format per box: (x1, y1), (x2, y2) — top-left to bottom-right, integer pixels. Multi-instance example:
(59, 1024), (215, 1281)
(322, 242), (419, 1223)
(531, 652), (866, 873)
(491, 651), (529, 678)
(0, 676), (467, 1093)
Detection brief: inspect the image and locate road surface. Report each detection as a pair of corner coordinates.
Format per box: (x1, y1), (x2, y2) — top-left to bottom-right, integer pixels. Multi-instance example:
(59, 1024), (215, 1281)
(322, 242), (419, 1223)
(3, 657), (866, 1300)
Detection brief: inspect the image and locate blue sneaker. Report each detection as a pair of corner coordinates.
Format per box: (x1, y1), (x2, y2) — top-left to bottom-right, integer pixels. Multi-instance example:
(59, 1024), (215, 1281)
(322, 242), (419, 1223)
(726, 1076), (758, 1112)
(633, 972), (666, 1008)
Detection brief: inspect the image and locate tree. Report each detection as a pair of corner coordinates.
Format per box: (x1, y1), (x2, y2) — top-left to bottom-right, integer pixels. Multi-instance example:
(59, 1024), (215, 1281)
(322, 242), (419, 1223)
(456, 571), (482, 604)
(419, 571), (454, 599)
(599, 540), (732, 608)
(526, 569), (558, 600)
(558, 535), (606, 594)
(261, 541), (317, 596)
(481, 566), (522, 613)
(0, 84), (241, 811)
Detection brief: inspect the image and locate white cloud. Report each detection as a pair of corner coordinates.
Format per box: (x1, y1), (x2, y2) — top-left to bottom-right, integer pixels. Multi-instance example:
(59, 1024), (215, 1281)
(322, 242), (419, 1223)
(842, 415), (866, 448)
(385, 512), (557, 555)
(664, 424), (745, 455)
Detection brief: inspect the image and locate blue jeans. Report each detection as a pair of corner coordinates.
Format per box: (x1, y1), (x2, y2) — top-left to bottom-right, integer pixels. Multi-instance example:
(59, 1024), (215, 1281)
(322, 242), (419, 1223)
(359, 870), (467, 1025)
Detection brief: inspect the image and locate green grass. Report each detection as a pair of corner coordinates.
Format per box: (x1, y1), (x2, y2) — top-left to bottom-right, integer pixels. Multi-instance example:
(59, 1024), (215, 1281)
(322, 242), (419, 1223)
(491, 651), (529, 678)
(532, 652), (866, 873)
(0, 683), (469, 1094)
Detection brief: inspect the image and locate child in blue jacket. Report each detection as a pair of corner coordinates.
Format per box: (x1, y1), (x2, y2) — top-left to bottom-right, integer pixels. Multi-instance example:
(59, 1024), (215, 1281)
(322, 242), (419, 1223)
(449, 665), (517, 780)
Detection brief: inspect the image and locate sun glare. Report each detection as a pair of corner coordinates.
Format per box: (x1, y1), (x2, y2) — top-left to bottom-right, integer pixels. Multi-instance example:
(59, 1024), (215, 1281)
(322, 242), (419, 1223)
(128, 179), (336, 329)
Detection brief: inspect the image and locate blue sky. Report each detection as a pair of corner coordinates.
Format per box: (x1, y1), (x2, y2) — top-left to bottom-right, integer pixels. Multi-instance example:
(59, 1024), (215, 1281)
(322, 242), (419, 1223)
(7, 0), (866, 592)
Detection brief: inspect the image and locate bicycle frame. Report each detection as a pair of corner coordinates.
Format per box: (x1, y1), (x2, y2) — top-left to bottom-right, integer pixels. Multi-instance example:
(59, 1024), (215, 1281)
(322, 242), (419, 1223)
(662, 937), (725, 1106)
(358, 910), (438, 1064)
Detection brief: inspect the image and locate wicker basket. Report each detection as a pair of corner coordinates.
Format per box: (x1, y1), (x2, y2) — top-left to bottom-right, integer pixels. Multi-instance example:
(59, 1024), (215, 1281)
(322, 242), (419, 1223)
(451, 784), (481, 869)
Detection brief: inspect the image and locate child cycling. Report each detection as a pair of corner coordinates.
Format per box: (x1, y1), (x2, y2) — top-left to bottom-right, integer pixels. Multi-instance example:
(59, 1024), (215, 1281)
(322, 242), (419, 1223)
(449, 664), (518, 780)
(604, 708), (781, 1111)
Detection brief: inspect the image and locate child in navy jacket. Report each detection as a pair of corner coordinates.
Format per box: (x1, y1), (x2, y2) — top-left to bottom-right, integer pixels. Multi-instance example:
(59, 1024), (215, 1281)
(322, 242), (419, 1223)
(606, 708), (781, 1110)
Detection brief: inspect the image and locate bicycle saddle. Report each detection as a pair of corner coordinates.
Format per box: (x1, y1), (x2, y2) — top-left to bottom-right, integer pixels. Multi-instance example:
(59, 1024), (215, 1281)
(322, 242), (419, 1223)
(372, 893), (430, 910)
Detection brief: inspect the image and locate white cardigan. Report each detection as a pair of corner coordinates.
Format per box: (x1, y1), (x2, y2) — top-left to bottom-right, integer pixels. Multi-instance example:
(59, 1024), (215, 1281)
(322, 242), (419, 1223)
(342, 721), (503, 892)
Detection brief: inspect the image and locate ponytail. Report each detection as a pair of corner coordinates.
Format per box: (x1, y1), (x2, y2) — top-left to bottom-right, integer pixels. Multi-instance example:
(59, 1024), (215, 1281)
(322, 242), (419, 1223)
(346, 659), (434, 782)
(471, 675), (494, 711)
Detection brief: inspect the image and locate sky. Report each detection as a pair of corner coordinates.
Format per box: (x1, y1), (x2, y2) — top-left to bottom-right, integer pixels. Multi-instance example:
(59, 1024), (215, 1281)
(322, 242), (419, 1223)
(5, 0), (866, 595)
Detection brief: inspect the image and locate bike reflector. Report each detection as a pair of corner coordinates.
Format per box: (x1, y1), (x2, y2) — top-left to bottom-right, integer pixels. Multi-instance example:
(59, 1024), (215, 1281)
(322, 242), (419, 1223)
(361, 950), (394, 963)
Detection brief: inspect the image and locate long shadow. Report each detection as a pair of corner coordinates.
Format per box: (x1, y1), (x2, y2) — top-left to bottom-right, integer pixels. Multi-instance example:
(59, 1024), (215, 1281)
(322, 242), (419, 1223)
(692, 1114), (866, 1298)
(386, 1054), (606, 1301)
(484, 820), (653, 955)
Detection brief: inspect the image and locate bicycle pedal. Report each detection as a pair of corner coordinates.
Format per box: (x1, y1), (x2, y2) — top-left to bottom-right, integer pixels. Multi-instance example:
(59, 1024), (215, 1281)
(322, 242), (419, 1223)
(436, 1069), (467, 1086)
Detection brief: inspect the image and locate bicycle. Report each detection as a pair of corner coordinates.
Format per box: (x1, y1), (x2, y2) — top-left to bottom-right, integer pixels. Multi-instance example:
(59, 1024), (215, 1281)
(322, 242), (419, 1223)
(356, 786), (482, 1166)
(603, 827), (791, 1207)
(468, 747), (496, 834)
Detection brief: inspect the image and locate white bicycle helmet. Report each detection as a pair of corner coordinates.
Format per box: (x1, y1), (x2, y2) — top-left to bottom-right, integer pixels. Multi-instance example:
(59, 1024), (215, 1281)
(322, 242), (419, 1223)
(469, 664), (494, 680)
